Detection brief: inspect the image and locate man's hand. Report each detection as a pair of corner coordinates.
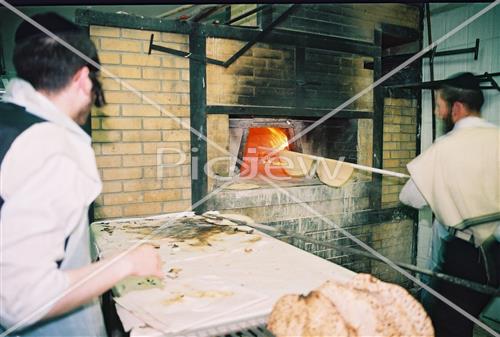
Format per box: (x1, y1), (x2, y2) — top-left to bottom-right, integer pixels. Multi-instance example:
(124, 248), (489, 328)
(125, 244), (164, 278)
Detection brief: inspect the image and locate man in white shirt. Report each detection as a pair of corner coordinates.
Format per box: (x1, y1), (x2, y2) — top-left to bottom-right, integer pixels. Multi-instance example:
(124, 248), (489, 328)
(0, 13), (163, 336)
(399, 72), (500, 337)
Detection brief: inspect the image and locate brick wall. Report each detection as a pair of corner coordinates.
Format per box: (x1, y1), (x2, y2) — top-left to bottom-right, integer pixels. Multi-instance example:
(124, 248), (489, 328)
(382, 98), (418, 207)
(87, 3), (420, 287)
(90, 26), (192, 220)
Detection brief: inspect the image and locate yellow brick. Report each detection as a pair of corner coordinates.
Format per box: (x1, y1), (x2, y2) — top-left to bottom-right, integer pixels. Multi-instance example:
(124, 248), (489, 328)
(161, 81), (189, 93)
(94, 205), (123, 220)
(142, 141), (186, 154)
(161, 57), (189, 69)
(383, 159), (400, 168)
(122, 130), (162, 142)
(383, 142), (399, 150)
(91, 118), (100, 130)
(144, 189), (182, 202)
(105, 92), (142, 104)
(181, 70), (189, 81)
(102, 167), (142, 180)
(401, 142), (416, 150)
(143, 93), (181, 105)
(121, 54), (162, 67)
(100, 38), (142, 52)
(93, 104), (120, 117)
(101, 117), (142, 130)
(162, 176), (191, 189)
(122, 79), (161, 92)
(122, 104), (161, 117)
(161, 32), (188, 44)
(145, 165), (185, 178)
(92, 143), (101, 155)
(181, 188), (191, 200)
(163, 130), (191, 142)
(90, 26), (120, 37)
(96, 155), (122, 168)
(390, 151), (410, 159)
(92, 130), (121, 142)
(103, 192), (144, 205)
(162, 200), (192, 212)
(148, 41), (188, 53)
(101, 181), (122, 193)
(122, 154), (157, 167)
(103, 65), (141, 79)
(180, 94), (189, 105)
(143, 118), (182, 130)
(100, 78), (121, 91)
(101, 143), (142, 155)
(165, 105), (190, 117)
(142, 67), (180, 80)
(121, 28), (157, 40)
(98, 52), (121, 64)
(123, 179), (162, 192)
(123, 203), (162, 217)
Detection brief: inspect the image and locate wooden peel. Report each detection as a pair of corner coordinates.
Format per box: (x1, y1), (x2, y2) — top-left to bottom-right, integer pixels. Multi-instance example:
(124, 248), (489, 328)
(279, 150), (315, 177)
(280, 150), (410, 187)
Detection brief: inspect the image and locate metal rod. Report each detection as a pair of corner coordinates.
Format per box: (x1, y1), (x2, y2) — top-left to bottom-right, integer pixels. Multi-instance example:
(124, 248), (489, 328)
(155, 4), (194, 19)
(192, 5), (229, 23)
(224, 5), (271, 25)
(223, 4), (299, 68)
(382, 38), (480, 62)
(426, 3), (436, 141)
(148, 34), (225, 66)
(384, 71), (500, 90)
(274, 228), (499, 296)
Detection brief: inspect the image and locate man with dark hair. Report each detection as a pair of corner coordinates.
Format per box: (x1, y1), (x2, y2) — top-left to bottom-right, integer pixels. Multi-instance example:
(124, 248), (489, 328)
(0, 13), (163, 336)
(399, 72), (500, 337)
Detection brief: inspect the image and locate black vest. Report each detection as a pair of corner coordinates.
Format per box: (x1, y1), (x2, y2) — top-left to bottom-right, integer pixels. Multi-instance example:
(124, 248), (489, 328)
(0, 102), (46, 210)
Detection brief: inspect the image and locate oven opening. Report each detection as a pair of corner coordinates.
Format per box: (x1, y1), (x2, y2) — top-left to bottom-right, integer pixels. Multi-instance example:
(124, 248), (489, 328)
(240, 127), (291, 178)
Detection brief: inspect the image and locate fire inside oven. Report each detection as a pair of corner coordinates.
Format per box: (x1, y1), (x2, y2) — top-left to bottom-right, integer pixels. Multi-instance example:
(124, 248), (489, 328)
(240, 127), (290, 177)
(229, 118), (359, 180)
(230, 119), (304, 178)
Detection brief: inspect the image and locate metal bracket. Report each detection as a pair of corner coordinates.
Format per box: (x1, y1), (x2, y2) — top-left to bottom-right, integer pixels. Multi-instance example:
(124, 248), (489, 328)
(223, 5), (271, 26)
(384, 71), (500, 91)
(147, 4), (299, 69)
(363, 38), (481, 70)
(148, 34), (225, 66)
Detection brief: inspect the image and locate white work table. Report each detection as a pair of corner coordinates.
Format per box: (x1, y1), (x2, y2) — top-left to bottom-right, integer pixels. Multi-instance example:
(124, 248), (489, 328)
(90, 212), (355, 337)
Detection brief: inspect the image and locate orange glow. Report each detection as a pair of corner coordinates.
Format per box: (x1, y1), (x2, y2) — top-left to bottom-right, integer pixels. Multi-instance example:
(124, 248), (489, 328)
(240, 127), (290, 177)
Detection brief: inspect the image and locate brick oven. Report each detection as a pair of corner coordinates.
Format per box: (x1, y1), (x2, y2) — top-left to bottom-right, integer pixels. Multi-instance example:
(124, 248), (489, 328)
(78, 3), (421, 286)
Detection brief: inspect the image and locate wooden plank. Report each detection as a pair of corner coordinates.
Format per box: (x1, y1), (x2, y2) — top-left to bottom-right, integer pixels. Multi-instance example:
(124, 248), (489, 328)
(206, 105), (373, 119)
(189, 25), (208, 213)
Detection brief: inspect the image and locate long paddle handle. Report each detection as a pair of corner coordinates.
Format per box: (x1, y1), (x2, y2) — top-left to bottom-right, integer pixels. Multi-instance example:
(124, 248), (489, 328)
(285, 150), (410, 179)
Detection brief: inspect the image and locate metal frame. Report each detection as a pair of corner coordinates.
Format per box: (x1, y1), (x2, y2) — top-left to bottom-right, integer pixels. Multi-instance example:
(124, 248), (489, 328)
(384, 71), (500, 91)
(370, 29), (384, 210)
(76, 9), (378, 56)
(148, 34), (225, 66)
(189, 24), (208, 213)
(206, 105), (372, 119)
(75, 9), (390, 214)
(223, 5), (271, 25)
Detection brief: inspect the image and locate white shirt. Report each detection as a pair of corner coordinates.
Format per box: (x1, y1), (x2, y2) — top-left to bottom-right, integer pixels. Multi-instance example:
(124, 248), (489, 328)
(0, 79), (102, 329)
(400, 116), (500, 242)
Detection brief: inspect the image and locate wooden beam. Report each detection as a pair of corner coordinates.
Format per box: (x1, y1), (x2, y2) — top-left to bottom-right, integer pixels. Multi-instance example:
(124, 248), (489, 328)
(189, 24), (208, 214)
(206, 105), (373, 119)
